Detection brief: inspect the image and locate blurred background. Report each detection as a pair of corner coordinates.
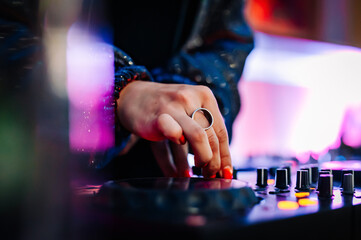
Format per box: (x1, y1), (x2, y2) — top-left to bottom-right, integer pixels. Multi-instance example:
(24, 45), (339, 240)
(2, 0), (361, 238)
(230, 0), (361, 168)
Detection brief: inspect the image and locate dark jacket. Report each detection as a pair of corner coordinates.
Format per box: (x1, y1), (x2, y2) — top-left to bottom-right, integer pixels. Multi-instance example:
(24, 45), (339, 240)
(93, 0), (254, 175)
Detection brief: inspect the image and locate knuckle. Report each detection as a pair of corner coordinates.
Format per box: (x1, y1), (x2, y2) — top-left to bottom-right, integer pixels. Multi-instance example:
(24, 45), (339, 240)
(156, 113), (166, 125)
(191, 126), (207, 143)
(197, 156), (212, 168)
(208, 132), (219, 149)
(156, 113), (168, 130)
(174, 87), (192, 106)
(197, 85), (214, 100)
(157, 101), (172, 114)
(156, 114), (182, 137)
(208, 162), (221, 174)
(215, 126), (229, 143)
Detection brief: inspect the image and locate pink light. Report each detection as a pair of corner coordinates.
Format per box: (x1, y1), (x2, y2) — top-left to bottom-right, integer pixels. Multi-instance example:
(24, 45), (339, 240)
(340, 104), (361, 148)
(321, 160), (361, 171)
(67, 25), (114, 152)
(231, 32), (361, 165)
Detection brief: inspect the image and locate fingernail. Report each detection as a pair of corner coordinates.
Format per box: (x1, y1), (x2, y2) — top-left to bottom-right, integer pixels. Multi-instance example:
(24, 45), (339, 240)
(209, 174), (217, 178)
(222, 167), (233, 179)
(183, 169), (192, 178)
(179, 134), (186, 145)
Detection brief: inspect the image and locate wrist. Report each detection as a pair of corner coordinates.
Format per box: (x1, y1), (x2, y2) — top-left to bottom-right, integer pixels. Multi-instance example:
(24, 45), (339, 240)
(114, 65), (154, 100)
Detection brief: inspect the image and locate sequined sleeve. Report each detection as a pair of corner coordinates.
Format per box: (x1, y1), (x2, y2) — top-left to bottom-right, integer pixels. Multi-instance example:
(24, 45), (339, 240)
(151, 0), (254, 140)
(94, 47), (154, 169)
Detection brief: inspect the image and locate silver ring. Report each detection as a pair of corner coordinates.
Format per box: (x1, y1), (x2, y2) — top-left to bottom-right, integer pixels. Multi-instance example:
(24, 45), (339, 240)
(191, 108), (214, 131)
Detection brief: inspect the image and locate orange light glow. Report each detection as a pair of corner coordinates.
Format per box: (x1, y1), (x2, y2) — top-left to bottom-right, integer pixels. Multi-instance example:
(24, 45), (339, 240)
(267, 179), (275, 185)
(298, 198), (318, 207)
(277, 201), (299, 210)
(295, 192), (310, 198)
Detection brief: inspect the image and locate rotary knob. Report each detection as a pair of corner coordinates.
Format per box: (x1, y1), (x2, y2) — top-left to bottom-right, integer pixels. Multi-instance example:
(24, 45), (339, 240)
(318, 174), (333, 198)
(256, 168), (268, 188)
(275, 169), (289, 190)
(310, 166), (319, 184)
(341, 173), (354, 195)
(282, 165), (292, 185)
(295, 170), (310, 191)
(340, 169), (354, 189)
(317, 169), (332, 190)
(301, 167), (312, 185)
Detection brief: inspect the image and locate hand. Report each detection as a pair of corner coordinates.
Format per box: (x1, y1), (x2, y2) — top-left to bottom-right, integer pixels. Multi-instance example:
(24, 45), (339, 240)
(116, 81), (233, 178)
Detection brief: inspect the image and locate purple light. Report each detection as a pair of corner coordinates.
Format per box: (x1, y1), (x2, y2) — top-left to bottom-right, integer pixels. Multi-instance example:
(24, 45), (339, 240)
(67, 25), (114, 152)
(231, 32), (361, 165)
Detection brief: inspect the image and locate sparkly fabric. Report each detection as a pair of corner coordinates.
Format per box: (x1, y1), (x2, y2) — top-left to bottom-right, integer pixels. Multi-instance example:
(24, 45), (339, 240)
(114, 65), (153, 100)
(112, 46), (153, 101)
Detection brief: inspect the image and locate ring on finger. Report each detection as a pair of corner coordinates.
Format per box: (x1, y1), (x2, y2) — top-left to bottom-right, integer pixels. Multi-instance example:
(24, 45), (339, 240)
(191, 107), (214, 131)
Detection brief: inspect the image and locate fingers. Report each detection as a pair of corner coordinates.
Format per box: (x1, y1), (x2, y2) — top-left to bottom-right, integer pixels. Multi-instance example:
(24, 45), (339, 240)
(166, 105), (231, 179)
(151, 141), (191, 178)
(169, 142), (191, 177)
(202, 127), (221, 178)
(150, 141), (177, 177)
(201, 101), (233, 179)
(153, 85), (232, 179)
(172, 114), (213, 168)
(155, 111), (215, 178)
(156, 113), (185, 145)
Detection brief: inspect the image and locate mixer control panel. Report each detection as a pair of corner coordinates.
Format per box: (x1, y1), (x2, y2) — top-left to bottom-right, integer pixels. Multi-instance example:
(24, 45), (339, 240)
(75, 161), (361, 239)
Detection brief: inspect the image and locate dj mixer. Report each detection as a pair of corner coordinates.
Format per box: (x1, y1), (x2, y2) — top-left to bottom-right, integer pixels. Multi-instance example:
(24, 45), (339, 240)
(73, 162), (361, 239)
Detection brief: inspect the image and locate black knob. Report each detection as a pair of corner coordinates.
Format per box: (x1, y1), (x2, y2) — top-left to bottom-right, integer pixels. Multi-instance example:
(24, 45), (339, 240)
(282, 165), (291, 185)
(317, 170), (331, 191)
(341, 169), (354, 189)
(256, 168), (268, 188)
(275, 169), (289, 189)
(295, 170), (310, 191)
(318, 174), (333, 198)
(310, 166), (319, 184)
(341, 173), (354, 195)
(301, 167), (312, 185)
